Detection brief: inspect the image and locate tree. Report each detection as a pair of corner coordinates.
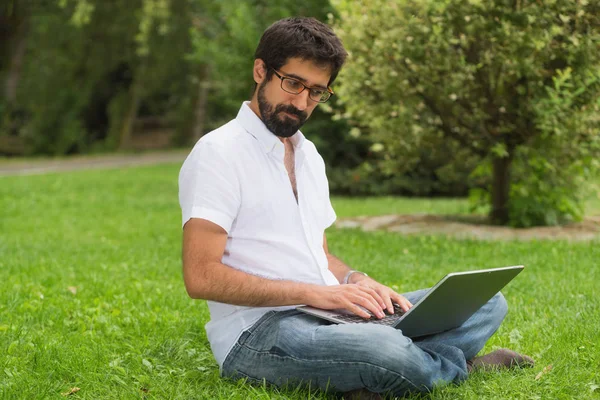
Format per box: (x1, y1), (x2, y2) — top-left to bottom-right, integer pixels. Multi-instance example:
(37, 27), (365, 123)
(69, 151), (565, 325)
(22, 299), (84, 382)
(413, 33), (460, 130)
(0, 0), (199, 154)
(187, 0), (338, 138)
(1, 0), (341, 154)
(332, 0), (600, 226)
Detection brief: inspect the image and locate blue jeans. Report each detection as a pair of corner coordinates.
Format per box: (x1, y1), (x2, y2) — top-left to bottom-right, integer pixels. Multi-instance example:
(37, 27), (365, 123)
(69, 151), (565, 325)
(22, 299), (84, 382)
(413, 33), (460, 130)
(222, 290), (508, 397)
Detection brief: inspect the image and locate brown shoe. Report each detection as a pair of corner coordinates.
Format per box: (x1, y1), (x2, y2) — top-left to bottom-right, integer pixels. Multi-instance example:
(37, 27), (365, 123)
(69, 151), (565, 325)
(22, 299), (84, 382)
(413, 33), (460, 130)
(467, 348), (535, 372)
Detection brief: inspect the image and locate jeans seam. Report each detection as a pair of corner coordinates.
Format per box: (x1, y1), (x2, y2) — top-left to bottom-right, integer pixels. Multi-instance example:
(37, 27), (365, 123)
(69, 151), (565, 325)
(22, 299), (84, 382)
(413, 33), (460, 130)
(235, 349), (422, 392)
(234, 369), (278, 387)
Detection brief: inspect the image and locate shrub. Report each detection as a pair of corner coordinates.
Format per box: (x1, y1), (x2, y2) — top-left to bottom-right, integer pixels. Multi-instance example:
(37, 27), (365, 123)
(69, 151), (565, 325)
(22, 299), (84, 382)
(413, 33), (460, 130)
(332, 0), (600, 226)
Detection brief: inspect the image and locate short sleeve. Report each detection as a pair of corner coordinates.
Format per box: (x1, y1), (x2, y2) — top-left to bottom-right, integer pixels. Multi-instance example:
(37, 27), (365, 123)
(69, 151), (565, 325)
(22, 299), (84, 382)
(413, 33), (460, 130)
(322, 163), (337, 229)
(178, 143), (240, 232)
(324, 195), (337, 229)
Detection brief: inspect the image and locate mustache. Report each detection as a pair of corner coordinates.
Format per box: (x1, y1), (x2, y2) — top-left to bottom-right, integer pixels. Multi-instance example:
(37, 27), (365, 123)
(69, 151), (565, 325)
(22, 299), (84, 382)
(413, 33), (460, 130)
(275, 104), (307, 121)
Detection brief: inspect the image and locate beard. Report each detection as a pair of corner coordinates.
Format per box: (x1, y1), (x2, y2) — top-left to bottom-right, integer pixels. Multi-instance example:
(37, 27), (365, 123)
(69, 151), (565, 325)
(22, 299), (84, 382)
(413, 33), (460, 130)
(257, 81), (308, 138)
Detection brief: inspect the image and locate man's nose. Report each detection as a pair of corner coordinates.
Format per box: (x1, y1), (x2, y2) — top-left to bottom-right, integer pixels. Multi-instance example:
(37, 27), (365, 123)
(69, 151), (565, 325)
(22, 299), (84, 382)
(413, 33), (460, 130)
(291, 89), (311, 111)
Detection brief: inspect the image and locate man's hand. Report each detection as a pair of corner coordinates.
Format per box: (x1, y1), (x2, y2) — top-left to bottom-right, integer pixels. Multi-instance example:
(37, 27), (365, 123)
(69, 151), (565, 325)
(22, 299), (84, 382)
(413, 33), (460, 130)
(304, 277), (413, 319)
(305, 284), (388, 319)
(350, 273), (413, 315)
(322, 234), (412, 318)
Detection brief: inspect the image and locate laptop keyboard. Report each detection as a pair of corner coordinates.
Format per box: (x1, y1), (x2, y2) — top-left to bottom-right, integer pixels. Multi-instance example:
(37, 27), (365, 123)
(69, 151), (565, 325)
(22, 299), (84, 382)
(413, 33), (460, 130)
(333, 304), (405, 326)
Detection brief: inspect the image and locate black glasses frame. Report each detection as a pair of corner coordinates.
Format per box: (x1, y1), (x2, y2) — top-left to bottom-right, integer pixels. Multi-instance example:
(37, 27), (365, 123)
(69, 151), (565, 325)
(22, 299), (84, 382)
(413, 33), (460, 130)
(270, 68), (334, 103)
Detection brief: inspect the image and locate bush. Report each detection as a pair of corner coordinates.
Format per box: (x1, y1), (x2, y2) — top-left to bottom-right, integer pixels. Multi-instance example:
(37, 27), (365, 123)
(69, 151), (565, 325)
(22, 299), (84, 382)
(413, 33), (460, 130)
(332, 0), (600, 225)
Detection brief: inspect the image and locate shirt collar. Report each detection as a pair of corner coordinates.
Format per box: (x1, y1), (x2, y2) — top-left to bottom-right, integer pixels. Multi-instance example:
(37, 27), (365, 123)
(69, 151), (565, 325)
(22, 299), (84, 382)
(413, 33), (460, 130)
(236, 101), (306, 154)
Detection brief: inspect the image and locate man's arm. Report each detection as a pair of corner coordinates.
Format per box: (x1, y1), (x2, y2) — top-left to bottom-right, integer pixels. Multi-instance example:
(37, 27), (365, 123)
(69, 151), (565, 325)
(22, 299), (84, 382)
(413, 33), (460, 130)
(182, 218), (389, 318)
(323, 234), (413, 314)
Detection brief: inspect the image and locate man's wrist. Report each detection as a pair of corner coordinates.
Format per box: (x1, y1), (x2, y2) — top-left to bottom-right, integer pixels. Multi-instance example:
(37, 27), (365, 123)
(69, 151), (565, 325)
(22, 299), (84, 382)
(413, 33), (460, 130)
(343, 270), (368, 284)
(293, 282), (319, 305)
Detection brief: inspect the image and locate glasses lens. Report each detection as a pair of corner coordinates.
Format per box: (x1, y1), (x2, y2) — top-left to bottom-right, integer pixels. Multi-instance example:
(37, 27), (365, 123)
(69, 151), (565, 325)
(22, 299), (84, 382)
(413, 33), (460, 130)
(314, 91), (331, 103)
(282, 78), (304, 94)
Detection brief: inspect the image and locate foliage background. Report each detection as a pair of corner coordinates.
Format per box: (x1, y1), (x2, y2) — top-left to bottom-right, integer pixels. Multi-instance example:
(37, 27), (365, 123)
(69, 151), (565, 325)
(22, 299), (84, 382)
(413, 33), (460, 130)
(1, 0), (599, 226)
(332, 0), (600, 226)
(0, 0), (464, 198)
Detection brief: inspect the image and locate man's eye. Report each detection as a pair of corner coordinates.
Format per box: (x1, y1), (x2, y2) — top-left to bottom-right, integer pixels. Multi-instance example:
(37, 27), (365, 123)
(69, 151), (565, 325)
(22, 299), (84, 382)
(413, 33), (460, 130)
(310, 88), (325, 97)
(284, 79), (303, 91)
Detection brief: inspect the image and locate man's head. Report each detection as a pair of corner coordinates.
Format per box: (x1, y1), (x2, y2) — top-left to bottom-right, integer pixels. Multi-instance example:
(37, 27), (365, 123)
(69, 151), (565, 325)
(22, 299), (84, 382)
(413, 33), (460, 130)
(249, 17), (347, 138)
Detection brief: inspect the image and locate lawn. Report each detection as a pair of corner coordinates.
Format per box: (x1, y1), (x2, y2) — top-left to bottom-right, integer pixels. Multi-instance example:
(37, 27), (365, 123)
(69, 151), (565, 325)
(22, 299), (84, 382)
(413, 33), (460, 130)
(331, 196), (473, 218)
(1, 163), (599, 399)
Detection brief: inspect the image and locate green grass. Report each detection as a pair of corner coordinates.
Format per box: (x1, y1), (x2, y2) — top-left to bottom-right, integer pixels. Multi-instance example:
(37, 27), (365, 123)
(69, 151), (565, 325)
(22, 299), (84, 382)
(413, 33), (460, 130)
(331, 196), (473, 218)
(1, 163), (599, 399)
(332, 184), (600, 218)
(586, 189), (600, 216)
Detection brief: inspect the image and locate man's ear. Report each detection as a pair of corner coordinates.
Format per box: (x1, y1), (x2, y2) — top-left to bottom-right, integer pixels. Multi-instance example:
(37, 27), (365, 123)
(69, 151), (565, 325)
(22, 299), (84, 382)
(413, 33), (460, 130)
(253, 59), (268, 85)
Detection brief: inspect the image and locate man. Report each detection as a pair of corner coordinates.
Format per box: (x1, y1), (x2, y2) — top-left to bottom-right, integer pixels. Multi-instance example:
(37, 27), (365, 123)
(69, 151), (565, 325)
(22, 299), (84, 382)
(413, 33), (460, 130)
(179, 17), (533, 398)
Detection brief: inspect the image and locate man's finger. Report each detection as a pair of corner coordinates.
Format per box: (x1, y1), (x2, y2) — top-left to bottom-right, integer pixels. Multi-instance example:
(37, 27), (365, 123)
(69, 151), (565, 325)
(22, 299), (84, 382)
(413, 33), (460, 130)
(372, 286), (396, 314)
(351, 293), (385, 318)
(363, 284), (396, 314)
(392, 294), (413, 312)
(346, 303), (372, 319)
(383, 294), (395, 314)
(355, 282), (386, 309)
(357, 285), (386, 309)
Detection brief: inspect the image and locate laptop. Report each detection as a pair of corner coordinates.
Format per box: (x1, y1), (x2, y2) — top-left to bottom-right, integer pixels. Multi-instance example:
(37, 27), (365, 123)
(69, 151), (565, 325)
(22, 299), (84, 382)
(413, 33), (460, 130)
(297, 265), (524, 338)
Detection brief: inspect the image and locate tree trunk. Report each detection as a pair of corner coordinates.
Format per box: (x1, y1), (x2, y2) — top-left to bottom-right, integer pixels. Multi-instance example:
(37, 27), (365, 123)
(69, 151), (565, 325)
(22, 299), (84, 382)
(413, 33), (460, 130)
(1, 2), (28, 155)
(2, 1), (28, 104)
(490, 155), (512, 225)
(192, 63), (211, 143)
(4, 22), (27, 103)
(118, 77), (142, 150)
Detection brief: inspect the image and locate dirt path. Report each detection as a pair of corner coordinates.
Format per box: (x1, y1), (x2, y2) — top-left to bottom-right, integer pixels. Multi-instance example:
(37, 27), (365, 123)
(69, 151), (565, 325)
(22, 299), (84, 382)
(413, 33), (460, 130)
(336, 214), (600, 241)
(0, 150), (188, 176)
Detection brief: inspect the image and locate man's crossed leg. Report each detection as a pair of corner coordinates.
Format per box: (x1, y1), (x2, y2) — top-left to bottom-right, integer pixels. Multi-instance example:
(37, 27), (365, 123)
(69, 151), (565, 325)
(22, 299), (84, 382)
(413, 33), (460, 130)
(222, 291), (533, 398)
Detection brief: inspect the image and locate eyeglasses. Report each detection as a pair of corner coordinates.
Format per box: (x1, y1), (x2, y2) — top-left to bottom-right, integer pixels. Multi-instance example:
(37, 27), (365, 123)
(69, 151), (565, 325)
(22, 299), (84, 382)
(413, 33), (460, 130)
(271, 68), (334, 103)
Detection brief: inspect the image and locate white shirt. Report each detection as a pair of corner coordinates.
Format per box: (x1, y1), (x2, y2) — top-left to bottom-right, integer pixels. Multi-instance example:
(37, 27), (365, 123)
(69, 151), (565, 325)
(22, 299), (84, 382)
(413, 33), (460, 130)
(178, 102), (338, 367)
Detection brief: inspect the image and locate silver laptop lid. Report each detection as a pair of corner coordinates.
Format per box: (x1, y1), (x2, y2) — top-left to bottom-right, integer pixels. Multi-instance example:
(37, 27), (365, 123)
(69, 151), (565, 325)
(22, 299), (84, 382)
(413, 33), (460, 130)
(396, 265), (524, 337)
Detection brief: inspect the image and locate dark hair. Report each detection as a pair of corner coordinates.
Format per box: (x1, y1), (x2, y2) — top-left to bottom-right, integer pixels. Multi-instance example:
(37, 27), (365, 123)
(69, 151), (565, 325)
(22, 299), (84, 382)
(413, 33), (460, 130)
(254, 17), (348, 87)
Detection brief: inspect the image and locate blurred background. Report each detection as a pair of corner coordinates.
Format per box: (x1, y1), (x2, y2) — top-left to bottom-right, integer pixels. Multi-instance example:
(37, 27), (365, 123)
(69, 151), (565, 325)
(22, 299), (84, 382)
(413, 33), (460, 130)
(1, 0), (599, 227)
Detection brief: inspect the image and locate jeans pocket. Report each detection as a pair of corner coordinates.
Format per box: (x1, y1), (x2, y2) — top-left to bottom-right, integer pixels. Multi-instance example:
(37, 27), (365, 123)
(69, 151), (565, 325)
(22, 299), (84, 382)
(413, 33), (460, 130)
(237, 310), (278, 346)
(222, 310), (280, 377)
